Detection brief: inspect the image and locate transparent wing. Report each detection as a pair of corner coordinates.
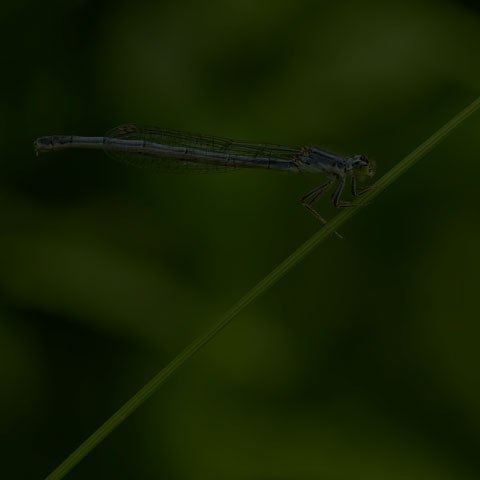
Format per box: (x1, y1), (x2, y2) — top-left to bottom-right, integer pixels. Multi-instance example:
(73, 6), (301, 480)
(105, 124), (300, 174)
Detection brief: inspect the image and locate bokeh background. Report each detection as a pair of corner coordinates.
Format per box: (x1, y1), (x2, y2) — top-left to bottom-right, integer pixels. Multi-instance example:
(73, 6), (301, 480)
(1, 0), (480, 478)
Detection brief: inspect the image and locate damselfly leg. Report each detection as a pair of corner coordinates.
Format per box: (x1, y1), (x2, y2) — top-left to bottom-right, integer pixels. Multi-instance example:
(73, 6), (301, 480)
(302, 175), (379, 238)
(301, 180), (344, 239)
(350, 175), (382, 198)
(332, 176), (374, 208)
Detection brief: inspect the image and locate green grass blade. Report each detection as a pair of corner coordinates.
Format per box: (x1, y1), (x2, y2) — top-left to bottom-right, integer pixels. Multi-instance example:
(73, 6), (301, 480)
(45, 95), (480, 480)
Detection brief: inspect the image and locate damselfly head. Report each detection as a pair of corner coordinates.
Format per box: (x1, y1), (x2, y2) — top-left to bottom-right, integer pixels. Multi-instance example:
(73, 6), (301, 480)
(353, 154), (375, 179)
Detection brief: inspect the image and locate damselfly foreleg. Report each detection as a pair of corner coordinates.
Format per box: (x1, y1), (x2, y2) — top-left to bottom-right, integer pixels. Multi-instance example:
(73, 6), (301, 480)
(350, 175), (381, 198)
(333, 178), (371, 208)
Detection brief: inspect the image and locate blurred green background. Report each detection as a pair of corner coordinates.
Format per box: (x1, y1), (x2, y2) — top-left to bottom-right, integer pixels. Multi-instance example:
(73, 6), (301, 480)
(1, 0), (480, 478)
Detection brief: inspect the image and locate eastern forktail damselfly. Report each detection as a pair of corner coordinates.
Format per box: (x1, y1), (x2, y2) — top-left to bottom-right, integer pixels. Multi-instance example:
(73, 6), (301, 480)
(34, 124), (376, 235)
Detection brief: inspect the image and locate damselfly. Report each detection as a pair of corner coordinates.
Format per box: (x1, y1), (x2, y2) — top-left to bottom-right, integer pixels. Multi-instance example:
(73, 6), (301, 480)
(34, 124), (376, 235)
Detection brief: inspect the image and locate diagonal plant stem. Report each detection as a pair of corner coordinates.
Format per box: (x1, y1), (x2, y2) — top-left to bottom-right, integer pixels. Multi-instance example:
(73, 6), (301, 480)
(45, 95), (480, 480)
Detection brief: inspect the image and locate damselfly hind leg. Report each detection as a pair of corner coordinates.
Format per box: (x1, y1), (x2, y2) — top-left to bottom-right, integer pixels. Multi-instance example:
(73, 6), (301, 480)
(301, 180), (343, 239)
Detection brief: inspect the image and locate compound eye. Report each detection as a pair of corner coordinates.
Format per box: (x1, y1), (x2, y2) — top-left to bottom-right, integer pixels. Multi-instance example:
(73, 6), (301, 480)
(354, 154), (368, 164)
